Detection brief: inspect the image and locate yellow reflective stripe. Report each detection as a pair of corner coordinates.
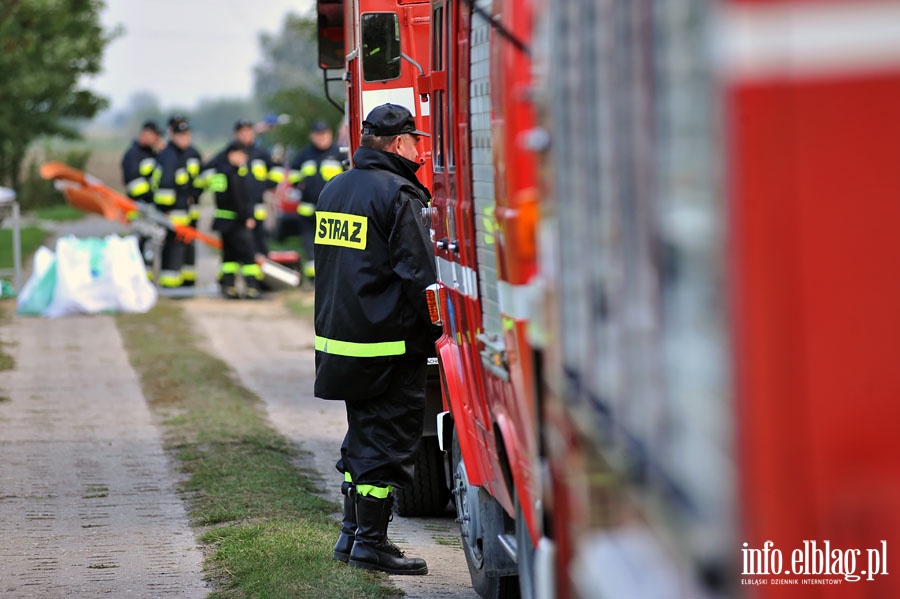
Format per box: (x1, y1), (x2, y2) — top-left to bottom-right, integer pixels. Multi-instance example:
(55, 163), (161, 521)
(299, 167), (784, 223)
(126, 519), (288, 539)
(238, 166), (248, 177)
(215, 209), (237, 219)
(169, 211), (191, 226)
(320, 159), (343, 181)
(241, 263), (262, 279)
(268, 166), (285, 183)
(299, 160), (317, 179)
(356, 484), (393, 498)
(175, 168), (189, 185)
(189, 207), (200, 220)
(159, 271), (183, 287)
(210, 173), (227, 192)
(315, 211), (367, 250)
(320, 164), (343, 181)
(251, 159), (267, 180)
(154, 189), (176, 206)
(138, 157), (156, 176)
(297, 202), (315, 217)
(126, 177), (150, 197)
(344, 471), (353, 483)
(220, 261), (239, 274)
(483, 205), (496, 245)
(287, 169), (302, 184)
(253, 203), (267, 220)
(314, 336), (406, 357)
(181, 269), (196, 281)
(186, 158), (200, 177)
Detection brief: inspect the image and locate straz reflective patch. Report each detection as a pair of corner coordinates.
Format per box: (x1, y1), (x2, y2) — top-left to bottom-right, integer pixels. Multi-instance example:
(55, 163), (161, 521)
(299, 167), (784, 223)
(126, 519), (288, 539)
(315, 211), (367, 250)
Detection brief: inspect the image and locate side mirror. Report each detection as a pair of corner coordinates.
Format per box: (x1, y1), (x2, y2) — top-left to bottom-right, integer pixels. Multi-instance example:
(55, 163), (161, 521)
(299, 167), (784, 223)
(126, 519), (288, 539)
(317, 0), (345, 70)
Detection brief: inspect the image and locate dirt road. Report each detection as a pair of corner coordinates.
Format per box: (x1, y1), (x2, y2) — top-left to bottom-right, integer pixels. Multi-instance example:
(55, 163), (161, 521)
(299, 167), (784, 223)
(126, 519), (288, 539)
(0, 215), (479, 598)
(0, 311), (208, 598)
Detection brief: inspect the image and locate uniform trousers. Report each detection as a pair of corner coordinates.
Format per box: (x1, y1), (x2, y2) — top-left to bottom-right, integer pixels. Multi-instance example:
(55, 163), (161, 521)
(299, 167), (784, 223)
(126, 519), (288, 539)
(336, 359), (426, 491)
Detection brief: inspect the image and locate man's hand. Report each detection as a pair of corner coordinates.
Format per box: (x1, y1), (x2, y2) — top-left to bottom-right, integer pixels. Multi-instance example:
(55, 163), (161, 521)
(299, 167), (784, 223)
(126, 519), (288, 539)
(246, 218), (256, 230)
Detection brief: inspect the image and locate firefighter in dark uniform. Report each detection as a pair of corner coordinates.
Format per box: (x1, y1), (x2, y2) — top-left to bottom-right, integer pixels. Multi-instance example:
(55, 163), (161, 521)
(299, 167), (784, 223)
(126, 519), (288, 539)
(180, 118), (204, 288)
(121, 120), (162, 206)
(120, 120), (162, 265)
(314, 104), (436, 575)
(233, 119), (278, 259)
(207, 142), (262, 299)
(152, 117), (203, 289)
(289, 119), (345, 279)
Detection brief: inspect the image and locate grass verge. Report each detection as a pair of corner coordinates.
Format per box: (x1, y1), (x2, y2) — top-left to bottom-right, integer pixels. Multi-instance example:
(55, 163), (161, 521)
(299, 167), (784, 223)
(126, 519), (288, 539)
(0, 301), (14, 380)
(33, 204), (85, 221)
(0, 225), (49, 271)
(282, 288), (315, 323)
(116, 300), (400, 599)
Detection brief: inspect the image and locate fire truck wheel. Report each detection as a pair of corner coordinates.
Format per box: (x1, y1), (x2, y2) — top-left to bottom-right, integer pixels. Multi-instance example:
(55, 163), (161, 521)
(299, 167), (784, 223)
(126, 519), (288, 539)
(394, 436), (451, 517)
(452, 431), (520, 599)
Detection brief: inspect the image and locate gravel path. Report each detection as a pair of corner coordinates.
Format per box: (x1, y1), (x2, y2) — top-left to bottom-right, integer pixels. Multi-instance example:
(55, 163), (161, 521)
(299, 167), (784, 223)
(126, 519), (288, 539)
(0, 312), (208, 598)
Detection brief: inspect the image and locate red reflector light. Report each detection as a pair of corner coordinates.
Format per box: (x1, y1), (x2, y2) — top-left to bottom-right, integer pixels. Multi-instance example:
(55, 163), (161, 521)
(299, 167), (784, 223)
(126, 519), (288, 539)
(426, 283), (442, 325)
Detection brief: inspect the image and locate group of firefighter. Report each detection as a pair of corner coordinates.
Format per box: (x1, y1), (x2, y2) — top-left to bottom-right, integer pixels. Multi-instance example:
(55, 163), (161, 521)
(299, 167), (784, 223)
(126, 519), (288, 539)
(120, 115), (345, 298)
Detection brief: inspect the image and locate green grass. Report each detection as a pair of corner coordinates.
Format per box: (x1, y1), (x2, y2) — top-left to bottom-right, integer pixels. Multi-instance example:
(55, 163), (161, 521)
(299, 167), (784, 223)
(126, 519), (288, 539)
(0, 301), (13, 374)
(267, 235), (302, 253)
(0, 225), (49, 271)
(282, 288), (315, 323)
(116, 300), (399, 599)
(33, 203), (85, 221)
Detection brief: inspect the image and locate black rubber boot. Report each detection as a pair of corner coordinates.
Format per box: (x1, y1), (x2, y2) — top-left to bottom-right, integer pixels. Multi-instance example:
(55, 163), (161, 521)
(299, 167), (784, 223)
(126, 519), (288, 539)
(333, 482), (356, 563)
(349, 494), (428, 575)
(219, 273), (238, 299)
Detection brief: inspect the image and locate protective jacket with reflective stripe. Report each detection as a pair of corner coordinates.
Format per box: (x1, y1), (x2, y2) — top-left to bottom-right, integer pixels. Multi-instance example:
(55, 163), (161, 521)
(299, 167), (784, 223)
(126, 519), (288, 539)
(208, 142), (275, 206)
(121, 140), (157, 203)
(152, 142), (202, 211)
(289, 143), (345, 207)
(314, 146), (438, 401)
(204, 154), (253, 235)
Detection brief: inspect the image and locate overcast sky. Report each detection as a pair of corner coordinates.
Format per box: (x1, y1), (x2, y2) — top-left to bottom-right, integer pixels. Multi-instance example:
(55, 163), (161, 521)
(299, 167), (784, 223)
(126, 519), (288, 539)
(89, 0), (314, 112)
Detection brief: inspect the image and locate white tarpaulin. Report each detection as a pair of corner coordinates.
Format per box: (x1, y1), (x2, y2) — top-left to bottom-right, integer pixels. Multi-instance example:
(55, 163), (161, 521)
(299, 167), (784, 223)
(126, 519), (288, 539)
(17, 235), (157, 317)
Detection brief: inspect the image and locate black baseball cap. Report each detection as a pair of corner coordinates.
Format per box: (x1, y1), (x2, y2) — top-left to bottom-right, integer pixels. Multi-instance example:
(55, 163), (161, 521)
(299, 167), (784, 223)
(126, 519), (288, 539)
(141, 120), (161, 134)
(234, 119), (254, 131)
(310, 119), (330, 133)
(171, 118), (191, 133)
(362, 103), (429, 137)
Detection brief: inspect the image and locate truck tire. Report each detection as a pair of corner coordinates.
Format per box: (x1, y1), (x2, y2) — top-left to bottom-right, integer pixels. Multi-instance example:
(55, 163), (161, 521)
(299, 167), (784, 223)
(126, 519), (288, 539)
(394, 435), (451, 517)
(453, 432), (520, 599)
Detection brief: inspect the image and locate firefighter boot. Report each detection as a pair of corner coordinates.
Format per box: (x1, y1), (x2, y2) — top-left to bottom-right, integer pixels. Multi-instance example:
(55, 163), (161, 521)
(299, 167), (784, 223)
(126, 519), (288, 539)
(333, 482), (356, 563)
(244, 274), (262, 300)
(349, 493), (428, 575)
(219, 273), (239, 299)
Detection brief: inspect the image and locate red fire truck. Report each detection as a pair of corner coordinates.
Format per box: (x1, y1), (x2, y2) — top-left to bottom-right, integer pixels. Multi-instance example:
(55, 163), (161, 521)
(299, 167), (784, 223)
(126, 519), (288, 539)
(319, 0), (900, 597)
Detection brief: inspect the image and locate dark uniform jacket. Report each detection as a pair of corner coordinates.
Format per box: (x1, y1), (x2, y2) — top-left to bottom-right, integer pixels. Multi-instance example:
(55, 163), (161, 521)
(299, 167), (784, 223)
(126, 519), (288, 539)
(208, 143), (275, 207)
(121, 140), (157, 203)
(206, 156), (253, 235)
(152, 142), (203, 212)
(314, 146), (438, 401)
(290, 143), (345, 207)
